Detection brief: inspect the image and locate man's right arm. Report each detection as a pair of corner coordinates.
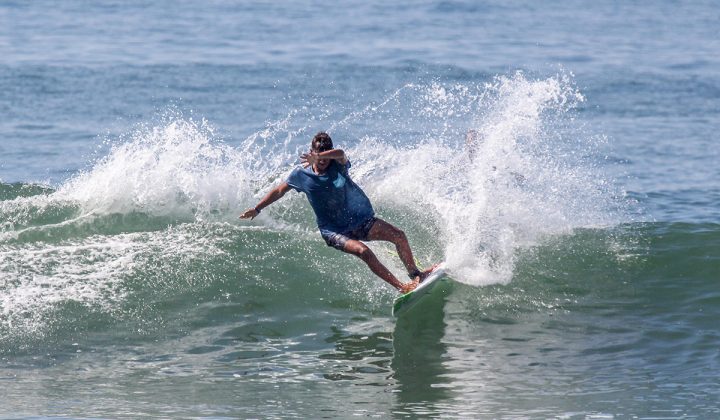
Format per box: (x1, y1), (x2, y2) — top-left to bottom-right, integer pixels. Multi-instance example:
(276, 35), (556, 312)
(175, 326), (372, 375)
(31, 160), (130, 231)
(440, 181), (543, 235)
(239, 182), (292, 219)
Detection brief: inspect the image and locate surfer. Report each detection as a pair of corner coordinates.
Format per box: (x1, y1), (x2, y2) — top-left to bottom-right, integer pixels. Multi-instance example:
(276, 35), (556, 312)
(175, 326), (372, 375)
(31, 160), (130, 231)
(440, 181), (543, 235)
(240, 132), (435, 293)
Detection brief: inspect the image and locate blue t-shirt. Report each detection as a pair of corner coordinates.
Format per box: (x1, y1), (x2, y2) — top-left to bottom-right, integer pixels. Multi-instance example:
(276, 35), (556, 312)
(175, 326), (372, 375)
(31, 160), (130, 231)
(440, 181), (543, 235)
(286, 160), (375, 233)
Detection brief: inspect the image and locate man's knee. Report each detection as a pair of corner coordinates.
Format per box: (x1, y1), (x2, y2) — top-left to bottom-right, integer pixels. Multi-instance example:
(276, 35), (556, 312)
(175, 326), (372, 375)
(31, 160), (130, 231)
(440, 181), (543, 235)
(389, 226), (407, 243)
(351, 244), (374, 261)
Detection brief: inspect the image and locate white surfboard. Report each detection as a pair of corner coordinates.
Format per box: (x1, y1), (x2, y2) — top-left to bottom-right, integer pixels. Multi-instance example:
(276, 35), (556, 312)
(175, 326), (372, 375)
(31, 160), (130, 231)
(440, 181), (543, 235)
(392, 263), (447, 317)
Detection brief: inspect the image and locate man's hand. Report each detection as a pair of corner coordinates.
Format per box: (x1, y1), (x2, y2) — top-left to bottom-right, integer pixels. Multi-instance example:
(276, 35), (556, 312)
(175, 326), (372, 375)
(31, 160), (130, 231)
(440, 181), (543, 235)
(300, 151), (319, 168)
(239, 208), (259, 219)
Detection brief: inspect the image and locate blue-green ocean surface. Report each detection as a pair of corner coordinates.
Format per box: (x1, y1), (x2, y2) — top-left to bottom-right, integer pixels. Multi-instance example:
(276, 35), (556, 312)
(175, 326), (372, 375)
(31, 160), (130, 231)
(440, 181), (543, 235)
(1, 1), (718, 418)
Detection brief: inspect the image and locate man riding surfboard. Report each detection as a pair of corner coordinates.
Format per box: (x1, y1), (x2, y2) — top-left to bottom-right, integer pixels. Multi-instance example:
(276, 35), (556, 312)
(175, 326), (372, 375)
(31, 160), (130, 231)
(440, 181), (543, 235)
(240, 132), (437, 293)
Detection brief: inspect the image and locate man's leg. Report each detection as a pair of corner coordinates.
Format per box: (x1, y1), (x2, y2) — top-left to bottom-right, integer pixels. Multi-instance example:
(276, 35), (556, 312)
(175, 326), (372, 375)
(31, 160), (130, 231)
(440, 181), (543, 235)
(366, 218), (435, 280)
(341, 239), (410, 292)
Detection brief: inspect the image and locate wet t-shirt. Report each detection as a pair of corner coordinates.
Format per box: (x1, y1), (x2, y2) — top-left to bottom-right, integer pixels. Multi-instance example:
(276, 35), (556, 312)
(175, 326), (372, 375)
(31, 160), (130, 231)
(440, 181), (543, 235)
(286, 160), (374, 234)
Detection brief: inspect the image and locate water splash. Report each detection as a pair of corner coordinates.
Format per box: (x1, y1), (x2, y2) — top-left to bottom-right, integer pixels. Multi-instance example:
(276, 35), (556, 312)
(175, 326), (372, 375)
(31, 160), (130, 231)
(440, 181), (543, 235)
(56, 116), (254, 221)
(41, 72), (622, 288)
(359, 72), (621, 285)
(0, 72), (628, 342)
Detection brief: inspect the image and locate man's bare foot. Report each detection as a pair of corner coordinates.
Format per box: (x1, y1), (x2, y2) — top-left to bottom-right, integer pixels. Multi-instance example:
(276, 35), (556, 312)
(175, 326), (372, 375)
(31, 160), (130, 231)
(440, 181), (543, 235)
(415, 263), (441, 283)
(400, 278), (419, 294)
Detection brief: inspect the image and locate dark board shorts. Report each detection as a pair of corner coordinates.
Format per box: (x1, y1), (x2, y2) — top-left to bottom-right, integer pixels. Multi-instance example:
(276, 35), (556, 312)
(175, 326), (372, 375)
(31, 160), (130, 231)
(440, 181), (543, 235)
(320, 217), (377, 251)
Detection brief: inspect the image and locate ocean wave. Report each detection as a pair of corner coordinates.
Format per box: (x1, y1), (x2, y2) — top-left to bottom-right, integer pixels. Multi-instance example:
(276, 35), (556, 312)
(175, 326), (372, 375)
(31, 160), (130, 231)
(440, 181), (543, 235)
(1, 219), (717, 355)
(0, 72), (642, 350)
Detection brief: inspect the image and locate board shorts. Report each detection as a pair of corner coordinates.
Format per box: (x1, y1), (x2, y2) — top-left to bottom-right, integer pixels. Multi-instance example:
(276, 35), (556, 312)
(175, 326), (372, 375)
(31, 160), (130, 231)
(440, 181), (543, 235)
(320, 217), (377, 251)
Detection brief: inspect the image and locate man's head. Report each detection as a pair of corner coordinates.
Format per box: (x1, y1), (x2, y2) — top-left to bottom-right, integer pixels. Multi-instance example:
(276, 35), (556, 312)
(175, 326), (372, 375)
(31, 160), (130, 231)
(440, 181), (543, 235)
(311, 132), (333, 153)
(309, 132), (334, 172)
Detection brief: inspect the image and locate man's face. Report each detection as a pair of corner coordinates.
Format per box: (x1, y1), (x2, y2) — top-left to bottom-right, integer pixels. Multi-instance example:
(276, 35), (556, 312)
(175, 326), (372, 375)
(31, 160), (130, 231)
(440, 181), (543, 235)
(313, 143), (332, 171)
(315, 151), (331, 171)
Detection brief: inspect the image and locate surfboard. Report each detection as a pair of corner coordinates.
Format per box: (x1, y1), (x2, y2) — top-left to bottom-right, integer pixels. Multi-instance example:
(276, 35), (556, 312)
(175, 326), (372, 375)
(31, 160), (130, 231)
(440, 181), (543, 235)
(392, 263), (447, 317)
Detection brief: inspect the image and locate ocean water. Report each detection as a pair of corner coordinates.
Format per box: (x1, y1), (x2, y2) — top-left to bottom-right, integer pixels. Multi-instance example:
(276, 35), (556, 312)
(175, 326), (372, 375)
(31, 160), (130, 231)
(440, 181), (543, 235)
(1, 1), (719, 418)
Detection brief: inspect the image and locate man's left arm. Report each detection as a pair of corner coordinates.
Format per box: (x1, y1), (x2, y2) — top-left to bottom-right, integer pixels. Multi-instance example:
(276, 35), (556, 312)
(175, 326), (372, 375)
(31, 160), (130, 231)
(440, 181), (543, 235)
(301, 149), (347, 166)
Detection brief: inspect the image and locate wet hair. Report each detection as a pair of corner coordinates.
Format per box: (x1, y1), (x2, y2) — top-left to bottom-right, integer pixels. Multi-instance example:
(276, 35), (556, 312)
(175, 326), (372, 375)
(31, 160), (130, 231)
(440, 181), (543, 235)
(311, 132), (333, 152)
